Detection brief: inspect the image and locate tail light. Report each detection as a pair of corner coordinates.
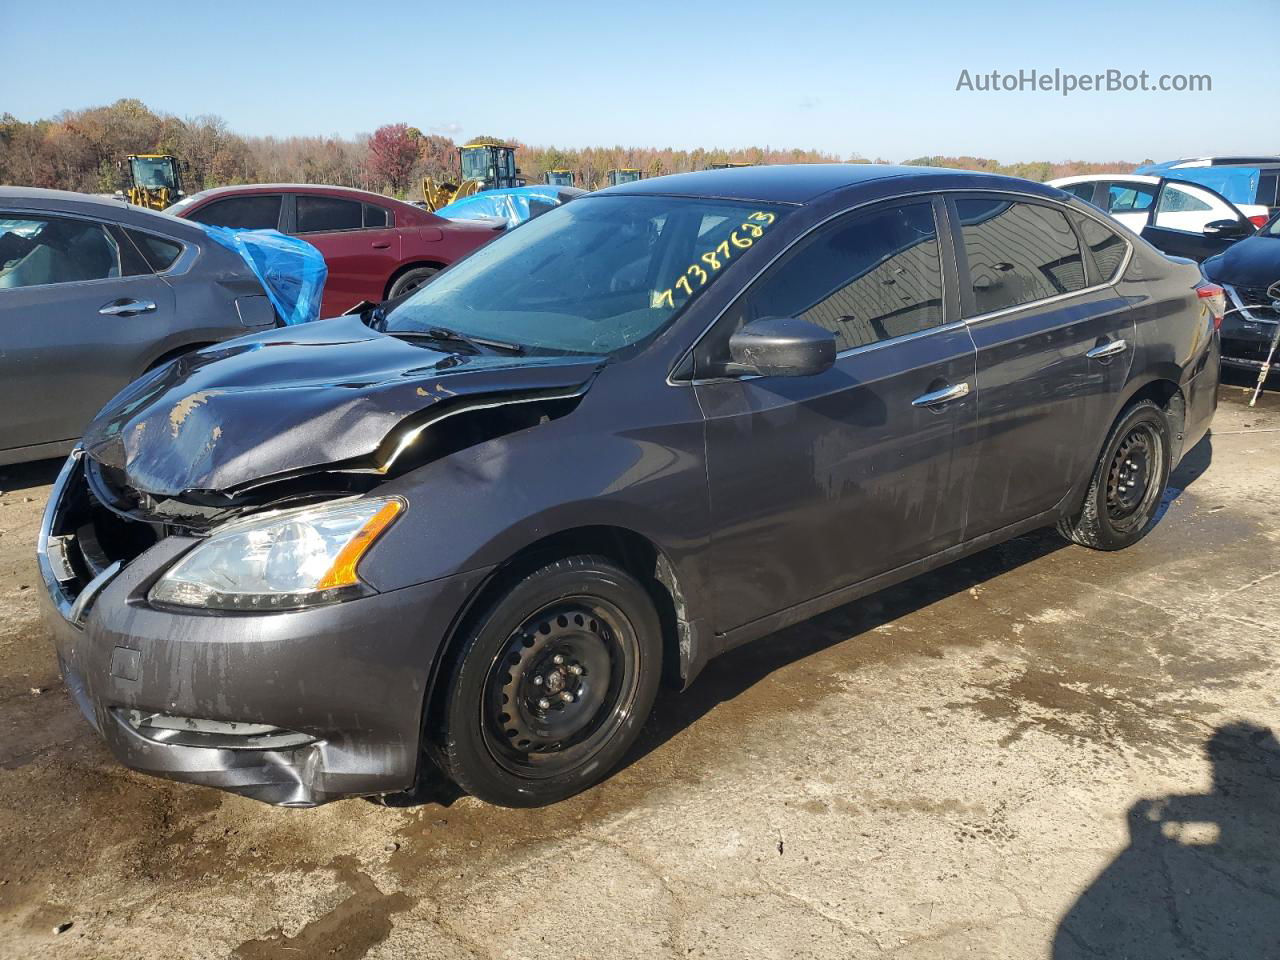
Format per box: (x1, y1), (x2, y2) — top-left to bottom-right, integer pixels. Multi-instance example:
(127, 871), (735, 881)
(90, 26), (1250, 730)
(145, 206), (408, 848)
(1248, 215), (1268, 228)
(1197, 282), (1226, 330)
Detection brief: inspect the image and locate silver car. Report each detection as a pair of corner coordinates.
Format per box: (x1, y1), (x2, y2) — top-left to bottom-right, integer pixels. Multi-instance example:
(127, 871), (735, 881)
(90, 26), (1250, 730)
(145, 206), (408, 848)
(0, 188), (280, 466)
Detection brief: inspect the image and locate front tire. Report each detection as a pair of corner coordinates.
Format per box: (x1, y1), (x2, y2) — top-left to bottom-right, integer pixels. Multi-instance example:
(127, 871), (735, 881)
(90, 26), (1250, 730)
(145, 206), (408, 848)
(435, 555), (662, 807)
(1058, 399), (1171, 550)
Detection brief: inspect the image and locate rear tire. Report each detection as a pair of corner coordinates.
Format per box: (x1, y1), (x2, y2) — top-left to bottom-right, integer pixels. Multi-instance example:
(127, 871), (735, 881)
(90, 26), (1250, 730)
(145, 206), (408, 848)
(386, 266), (438, 300)
(1057, 399), (1171, 551)
(435, 555), (662, 808)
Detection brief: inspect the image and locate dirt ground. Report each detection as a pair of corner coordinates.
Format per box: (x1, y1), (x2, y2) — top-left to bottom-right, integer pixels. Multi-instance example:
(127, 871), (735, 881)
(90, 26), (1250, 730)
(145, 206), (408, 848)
(1, 380), (1278, 960)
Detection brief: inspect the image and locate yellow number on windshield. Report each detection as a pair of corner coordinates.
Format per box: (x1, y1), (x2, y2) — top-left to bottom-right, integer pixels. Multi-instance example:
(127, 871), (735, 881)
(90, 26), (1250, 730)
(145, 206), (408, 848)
(650, 211), (776, 309)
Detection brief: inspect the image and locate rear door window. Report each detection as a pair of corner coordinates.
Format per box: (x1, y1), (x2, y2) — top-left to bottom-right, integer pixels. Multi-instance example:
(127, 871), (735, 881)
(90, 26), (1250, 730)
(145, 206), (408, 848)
(954, 198), (1086, 316)
(363, 203), (390, 228)
(0, 215), (122, 289)
(1061, 183), (1097, 203)
(295, 196), (363, 233)
(188, 194), (283, 230)
(1106, 183), (1157, 213)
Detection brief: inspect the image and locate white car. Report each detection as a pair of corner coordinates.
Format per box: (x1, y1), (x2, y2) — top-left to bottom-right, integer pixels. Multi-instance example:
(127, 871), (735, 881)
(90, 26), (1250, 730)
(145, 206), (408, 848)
(1048, 174), (1270, 234)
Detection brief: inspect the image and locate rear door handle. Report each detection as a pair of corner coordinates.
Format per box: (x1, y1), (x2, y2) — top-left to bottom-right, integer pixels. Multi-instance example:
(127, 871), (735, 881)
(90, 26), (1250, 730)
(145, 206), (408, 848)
(1086, 339), (1128, 360)
(98, 299), (156, 317)
(912, 382), (970, 408)
(371, 241), (391, 249)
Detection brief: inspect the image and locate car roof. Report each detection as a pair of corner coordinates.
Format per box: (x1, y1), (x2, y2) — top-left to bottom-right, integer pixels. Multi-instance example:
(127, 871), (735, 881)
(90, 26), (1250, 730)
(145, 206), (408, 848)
(180, 183), (422, 210)
(1050, 174), (1159, 186)
(1168, 156), (1280, 168)
(597, 163), (1063, 205)
(0, 186), (210, 236)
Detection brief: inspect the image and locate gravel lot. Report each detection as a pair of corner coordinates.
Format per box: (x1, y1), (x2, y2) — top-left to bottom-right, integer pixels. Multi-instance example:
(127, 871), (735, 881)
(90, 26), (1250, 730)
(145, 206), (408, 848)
(1, 380), (1277, 960)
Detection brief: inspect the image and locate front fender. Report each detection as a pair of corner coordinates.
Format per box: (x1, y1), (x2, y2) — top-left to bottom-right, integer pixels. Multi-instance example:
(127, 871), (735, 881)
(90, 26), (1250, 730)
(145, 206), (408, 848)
(358, 377), (714, 627)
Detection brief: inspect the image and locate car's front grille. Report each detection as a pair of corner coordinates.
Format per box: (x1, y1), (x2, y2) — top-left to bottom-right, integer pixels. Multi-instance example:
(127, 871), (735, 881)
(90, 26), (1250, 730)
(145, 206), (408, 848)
(1230, 285), (1280, 320)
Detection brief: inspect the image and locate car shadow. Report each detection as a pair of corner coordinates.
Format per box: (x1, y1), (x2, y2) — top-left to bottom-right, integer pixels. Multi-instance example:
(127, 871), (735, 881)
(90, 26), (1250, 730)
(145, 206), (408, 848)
(623, 526), (1068, 774)
(1053, 722), (1280, 959)
(0, 456), (63, 494)
(1156, 431), (1213, 522)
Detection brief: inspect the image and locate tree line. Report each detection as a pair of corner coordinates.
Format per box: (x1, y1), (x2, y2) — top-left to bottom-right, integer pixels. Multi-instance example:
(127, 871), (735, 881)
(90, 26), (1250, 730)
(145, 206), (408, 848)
(0, 99), (1135, 202)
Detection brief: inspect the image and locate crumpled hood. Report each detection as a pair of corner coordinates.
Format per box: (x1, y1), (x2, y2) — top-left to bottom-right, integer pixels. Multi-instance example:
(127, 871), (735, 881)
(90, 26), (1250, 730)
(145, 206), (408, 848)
(1203, 235), (1280, 289)
(82, 314), (605, 497)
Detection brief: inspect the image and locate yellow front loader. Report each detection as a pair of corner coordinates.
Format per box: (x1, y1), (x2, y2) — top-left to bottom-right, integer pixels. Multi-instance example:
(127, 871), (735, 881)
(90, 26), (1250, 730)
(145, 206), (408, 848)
(122, 154), (183, 210)
(422, 138), (523, 212)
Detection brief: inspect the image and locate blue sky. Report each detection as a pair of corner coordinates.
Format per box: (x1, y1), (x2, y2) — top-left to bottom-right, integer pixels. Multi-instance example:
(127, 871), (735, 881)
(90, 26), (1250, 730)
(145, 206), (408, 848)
(5, 0), (1276, 162)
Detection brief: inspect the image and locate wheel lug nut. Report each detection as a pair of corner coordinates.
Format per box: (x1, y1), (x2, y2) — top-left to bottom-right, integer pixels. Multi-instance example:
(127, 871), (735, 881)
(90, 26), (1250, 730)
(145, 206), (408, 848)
(538, 698), (551, 710)
(553, 654), (565, 665)
(568, 664), (583, 676)
(532, 675), (543, 686)
(560, 691), (574, 703)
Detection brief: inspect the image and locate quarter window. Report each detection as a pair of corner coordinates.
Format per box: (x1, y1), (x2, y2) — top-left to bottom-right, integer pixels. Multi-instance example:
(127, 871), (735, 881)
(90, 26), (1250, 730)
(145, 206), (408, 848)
(0, 215), (121, 289)
(188, 194), (283, 230)
(296, 196), (363, 233)
(126, 230), (183, 271)
(716, 201), (945, 356)
(955, 198), (1086, 315)
(363, 203), (390, 228)
(1155, 184), (1212, 215)
(1071, 214), (1128, 283)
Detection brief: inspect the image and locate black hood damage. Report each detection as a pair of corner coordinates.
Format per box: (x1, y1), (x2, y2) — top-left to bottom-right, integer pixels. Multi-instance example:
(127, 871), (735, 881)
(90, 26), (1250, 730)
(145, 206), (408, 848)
(81, 315), (604, 520)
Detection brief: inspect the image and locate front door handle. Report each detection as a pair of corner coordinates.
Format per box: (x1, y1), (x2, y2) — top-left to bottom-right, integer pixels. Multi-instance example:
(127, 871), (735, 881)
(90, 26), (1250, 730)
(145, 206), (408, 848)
(371, 241), (391, 249)
(1086, 338), (1128, 360)
(912, 382), (970, 408)
(99, 299), (156, 317)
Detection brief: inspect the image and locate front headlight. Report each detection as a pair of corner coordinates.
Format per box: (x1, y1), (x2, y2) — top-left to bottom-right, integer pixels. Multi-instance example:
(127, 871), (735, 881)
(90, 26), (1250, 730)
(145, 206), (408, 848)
(149, 498), (402, 611)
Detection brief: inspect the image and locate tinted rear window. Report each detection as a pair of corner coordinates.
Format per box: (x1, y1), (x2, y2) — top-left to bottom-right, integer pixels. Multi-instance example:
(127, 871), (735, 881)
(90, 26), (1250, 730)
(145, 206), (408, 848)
(188, 194), (282, 230)
(956, 198), (1086, 316)
(296, 196), (363, 233)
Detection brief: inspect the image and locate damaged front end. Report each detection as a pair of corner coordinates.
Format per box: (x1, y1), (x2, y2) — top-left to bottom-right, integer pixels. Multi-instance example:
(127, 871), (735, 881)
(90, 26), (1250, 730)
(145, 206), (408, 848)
(76, 314), (603, 528)
(36, 315), (604, 805)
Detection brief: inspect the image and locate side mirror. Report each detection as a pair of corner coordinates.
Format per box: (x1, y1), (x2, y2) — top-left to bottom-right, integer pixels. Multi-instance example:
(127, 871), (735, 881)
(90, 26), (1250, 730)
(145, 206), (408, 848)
(727, 317), (836, 378)
(1203, 218), (1252, 238)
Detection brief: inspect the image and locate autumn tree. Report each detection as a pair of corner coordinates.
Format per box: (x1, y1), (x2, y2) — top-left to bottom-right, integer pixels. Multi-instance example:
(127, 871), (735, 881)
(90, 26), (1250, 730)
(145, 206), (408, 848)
(367, 123), (421, 195)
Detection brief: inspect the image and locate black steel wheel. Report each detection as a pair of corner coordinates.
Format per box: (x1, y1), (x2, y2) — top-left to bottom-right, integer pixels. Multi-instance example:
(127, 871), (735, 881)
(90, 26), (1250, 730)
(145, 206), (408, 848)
(1104, 423), (1162, 532)
(1058, 399), (1171, 551)
(435, 555), (662, 807)
(482, 597), (640, 779)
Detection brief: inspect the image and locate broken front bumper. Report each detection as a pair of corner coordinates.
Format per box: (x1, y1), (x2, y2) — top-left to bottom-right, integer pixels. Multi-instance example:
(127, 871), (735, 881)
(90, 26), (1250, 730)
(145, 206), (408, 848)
(1221, 285), (1279, 369)
(37, 451), (488, 806)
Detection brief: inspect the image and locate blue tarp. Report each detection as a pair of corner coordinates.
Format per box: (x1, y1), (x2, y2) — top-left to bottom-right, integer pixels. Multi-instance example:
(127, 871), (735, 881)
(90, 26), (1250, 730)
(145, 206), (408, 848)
(201, 226), (327, 325)
(434, 186), (582, 228)
(1134, 163), (1261, 208)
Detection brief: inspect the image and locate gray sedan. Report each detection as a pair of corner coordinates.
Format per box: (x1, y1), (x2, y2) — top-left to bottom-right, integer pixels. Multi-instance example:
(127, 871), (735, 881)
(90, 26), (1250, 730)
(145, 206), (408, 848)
(38, 165), (1220, 808)
(0, 188), (279, 466)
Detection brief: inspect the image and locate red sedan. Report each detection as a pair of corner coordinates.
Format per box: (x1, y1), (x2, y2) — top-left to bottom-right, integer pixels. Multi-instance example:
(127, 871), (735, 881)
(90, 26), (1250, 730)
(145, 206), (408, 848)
(168, 184), (501, 317)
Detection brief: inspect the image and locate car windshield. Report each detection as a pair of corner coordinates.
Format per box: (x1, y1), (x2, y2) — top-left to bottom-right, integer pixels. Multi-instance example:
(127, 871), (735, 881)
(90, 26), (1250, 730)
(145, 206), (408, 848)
(1264, 212), (1280, 237)
(383, 195), (789, 357)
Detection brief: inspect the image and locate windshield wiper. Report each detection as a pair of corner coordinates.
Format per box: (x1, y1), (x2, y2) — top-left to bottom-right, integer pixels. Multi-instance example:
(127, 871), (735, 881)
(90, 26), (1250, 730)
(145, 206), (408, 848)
(390, 326), (525, 355)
